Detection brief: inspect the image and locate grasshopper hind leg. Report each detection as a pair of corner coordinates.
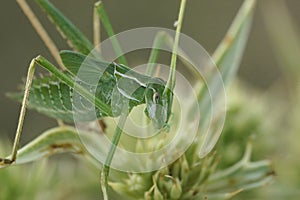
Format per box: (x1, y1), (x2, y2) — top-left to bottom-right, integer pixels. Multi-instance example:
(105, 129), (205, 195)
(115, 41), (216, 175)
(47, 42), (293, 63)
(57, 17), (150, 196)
(0, 57), (37, 166)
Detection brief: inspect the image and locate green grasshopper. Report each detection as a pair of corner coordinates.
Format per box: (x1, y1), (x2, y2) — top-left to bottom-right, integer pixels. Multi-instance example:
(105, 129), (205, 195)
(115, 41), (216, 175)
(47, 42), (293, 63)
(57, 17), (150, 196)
(9, 50), (173, 128)
(1, 0), (186, 198)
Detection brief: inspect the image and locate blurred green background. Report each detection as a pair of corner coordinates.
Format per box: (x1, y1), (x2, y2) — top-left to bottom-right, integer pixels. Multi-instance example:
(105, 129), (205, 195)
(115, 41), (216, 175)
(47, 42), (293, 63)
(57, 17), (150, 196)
(0, 0), (299, 199)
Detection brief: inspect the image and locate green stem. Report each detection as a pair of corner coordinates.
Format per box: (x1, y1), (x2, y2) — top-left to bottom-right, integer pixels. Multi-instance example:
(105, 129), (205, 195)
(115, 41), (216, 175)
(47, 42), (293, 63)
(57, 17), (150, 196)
(166, 0), (187, 91)
(101, 111), (128, 200)
(146, 32), (168, 76)
(96, 2), (128, 66)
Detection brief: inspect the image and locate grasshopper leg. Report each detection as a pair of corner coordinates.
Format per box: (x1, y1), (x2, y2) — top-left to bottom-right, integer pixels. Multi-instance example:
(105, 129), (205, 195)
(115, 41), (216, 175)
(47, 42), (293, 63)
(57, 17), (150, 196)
(0, 57), (38, 166)
(17, 0), (67, 126)
(0, 54), (112, 167)
(0, 56), (69, 166)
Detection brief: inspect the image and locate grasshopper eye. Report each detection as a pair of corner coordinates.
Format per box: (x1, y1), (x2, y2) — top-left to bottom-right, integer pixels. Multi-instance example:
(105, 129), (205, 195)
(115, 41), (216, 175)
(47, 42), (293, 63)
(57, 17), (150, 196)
(153, 92), (160, 103)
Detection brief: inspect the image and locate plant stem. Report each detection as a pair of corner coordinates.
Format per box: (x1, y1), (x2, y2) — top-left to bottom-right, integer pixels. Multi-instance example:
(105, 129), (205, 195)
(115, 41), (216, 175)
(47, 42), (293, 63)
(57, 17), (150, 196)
(101, 111), (128, 200)
(166, 0), (187, 91)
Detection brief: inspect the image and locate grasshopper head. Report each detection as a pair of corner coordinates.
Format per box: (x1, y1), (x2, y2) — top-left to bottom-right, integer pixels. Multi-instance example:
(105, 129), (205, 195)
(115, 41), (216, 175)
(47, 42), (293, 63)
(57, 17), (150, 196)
(145, 78), (173, 129)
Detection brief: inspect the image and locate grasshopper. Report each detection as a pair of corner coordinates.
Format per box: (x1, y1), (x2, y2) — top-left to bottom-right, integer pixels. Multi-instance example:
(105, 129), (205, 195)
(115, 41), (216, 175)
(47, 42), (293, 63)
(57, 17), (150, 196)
(0, 0), (187, 198)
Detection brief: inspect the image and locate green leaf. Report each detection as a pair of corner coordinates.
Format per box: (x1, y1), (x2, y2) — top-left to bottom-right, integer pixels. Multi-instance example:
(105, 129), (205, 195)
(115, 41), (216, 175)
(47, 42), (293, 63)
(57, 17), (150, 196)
(196, 0), (257, 157)
(95, 2), (128, 65)
(35, 0), (94, 54)
(0, 126), (96, 168)
(206, 141), (275, 199)
(212, 0), (256, 85)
